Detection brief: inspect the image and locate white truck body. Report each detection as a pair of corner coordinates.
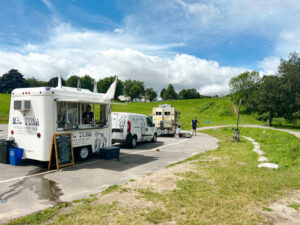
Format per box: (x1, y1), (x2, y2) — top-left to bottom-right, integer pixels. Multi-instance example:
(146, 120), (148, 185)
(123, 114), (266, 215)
(7, 83), (116, 162)
(111, 112), (157, 147)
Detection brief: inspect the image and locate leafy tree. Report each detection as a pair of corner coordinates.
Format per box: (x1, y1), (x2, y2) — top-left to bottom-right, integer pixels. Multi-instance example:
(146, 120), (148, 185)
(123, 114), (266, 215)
(48, 77), (66, 87)
(250, 75), (285, 126)
(145, 88), (157, 102)
(163, 84), (177, 100)
(0, 69), (28, 93)
(160, 88), (166, 100)
(66, 75), (80, 88)
(26, 77), (47, 87)
(277, 52), (300, 120)
(80, 75), (94, 92)
(179, 88), (200, 99)
(97, 76), (123, 100)
(123, 79), (145, 101)
(229, 71), (261, 107)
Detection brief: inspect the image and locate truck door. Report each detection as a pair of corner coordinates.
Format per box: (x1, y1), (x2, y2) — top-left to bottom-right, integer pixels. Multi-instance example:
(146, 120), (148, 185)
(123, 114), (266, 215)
(145, 117), (155, 140)
(141, 118), (147, 138)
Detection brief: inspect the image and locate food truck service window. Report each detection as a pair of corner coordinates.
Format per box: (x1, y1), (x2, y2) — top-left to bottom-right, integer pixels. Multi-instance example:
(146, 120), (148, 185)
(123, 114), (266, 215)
(57, 101), (108, 130)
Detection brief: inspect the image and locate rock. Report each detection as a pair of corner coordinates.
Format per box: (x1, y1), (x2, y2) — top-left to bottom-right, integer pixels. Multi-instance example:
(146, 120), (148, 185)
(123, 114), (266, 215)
(258, 163), (279, 169)
(258, 156), (268, 162)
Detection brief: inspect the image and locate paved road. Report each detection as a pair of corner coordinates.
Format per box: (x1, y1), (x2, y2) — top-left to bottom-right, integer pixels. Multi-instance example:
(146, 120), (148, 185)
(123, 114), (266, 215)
(198, 125), (300, 139)
(0, 124), (8, 139)
(0, 124), (219, 224)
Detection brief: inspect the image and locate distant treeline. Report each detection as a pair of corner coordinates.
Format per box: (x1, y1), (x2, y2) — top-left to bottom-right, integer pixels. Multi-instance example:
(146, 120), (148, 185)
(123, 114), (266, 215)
(0, 70), (209, 102)
(229, 52), (300, 125)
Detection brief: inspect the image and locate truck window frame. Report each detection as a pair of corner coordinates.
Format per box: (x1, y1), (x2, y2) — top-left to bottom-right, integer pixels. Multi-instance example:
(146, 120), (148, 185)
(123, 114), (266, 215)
(56, 101), (108, 131)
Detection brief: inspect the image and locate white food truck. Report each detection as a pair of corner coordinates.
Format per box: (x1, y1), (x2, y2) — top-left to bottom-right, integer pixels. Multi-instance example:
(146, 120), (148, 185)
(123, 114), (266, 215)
(7, 77), (117, 161)
(111, 112), (157, 148)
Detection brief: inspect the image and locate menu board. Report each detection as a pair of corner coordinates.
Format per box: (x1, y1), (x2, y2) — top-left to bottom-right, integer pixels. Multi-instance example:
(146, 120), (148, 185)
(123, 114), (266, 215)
(48, 133), (75, 170)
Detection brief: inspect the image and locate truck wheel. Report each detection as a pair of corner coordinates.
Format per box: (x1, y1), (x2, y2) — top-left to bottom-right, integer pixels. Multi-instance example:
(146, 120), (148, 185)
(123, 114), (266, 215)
(152, 133), (157, 143)
(77, 147), (90, 160)
(130, 136), (137, 148)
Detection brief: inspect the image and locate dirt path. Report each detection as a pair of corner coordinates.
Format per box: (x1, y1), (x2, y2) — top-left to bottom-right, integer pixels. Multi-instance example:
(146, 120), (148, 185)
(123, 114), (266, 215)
(198, 124), (300, 139)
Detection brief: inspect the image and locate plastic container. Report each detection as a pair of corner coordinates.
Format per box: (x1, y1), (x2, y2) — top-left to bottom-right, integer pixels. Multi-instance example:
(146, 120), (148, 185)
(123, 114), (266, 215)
(99, 146), (120, 160)
(0, 141), (8, 164)
(9, 148), (24, 166)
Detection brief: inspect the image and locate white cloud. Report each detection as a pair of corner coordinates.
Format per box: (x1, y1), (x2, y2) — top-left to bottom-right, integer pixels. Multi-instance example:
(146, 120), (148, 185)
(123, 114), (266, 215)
(259, 56), (280, 75)
(0, 24), (244, 95)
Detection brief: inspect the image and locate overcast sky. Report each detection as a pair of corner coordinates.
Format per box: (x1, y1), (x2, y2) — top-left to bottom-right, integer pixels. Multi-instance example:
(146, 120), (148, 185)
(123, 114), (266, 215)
(1, 0), (299, 95)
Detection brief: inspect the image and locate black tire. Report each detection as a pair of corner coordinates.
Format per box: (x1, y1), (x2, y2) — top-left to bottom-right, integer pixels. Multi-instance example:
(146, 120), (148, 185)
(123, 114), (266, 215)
(152, 133), (157, 143)
(77, 146), (90, 161)
(130, 136), (137, 148)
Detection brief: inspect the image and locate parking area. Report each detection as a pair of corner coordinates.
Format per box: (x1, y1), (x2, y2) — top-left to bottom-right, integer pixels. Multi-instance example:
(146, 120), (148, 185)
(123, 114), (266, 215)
(0, 125), (219, 224)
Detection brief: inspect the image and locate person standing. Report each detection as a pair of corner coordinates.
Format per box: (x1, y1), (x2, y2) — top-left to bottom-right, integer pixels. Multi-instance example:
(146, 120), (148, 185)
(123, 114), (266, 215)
(175, 125), (181, 139)
(191, 117), (198, 136)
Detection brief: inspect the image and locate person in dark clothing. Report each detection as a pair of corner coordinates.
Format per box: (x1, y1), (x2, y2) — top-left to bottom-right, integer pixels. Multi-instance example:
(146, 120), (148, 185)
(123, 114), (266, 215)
(82, 105), (94, 124)
(191, 117), (198, 136)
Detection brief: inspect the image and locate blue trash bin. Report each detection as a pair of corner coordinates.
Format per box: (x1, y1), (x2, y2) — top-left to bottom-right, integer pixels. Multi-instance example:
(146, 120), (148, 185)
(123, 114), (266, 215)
(9, 148), (23, 166)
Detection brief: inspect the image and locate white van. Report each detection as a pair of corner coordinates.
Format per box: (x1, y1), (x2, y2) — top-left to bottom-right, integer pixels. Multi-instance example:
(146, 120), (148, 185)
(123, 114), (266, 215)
(111, 112), (157, 148)
(7, 77), (117, 161)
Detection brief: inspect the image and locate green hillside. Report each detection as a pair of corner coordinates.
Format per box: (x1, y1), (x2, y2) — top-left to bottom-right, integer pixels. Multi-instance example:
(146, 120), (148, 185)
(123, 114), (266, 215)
(112, 98), (262, 129)
(0, 94), (261, 128)
(0, 94), (10, 124)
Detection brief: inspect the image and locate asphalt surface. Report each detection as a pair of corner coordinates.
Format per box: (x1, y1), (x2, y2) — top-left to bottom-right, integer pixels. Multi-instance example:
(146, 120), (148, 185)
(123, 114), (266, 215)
(0, 125), (219, 224)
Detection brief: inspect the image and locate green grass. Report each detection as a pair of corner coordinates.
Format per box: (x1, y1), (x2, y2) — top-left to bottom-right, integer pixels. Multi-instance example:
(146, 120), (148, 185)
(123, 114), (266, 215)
(7, 128), (300, 225)
(237, 127), (300, 168)
(288, 203), (300, 210)
(0, 94), (10, 124)
(111, 97), (262, 129)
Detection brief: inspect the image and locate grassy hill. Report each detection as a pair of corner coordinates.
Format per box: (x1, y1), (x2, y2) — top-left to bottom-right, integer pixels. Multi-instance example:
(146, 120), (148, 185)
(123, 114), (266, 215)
(0, 94), (10, 124)
(112, 98), (262, 129)
(0, 94), (261, 128)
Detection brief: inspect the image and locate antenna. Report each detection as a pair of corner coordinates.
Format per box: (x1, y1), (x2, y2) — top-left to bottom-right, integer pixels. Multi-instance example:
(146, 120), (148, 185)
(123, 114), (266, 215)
(57, 75), (62, 88)
(77, 78), (81, 91)
(93, 81), (97, 93)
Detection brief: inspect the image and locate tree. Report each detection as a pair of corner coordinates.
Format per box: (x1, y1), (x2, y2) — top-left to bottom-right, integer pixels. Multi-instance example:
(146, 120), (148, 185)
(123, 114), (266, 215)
(163, 84), (177, 100)
(66, 75), (80, 88)
(145, 88), (157, 102)
(48, 77), (66, 87)
(26, 77), (47, 87)
(250, 75), (285, 126)
(229, 71), (261, 107)
(179, 88), (200, 99)
(160, 88), (166, 100)
(123, 79), (145, 101)
(277, 52), (300, 120)
(80, 75), (94, 92)
(97, 76), (123, 100)
(0, 69), (28, 93)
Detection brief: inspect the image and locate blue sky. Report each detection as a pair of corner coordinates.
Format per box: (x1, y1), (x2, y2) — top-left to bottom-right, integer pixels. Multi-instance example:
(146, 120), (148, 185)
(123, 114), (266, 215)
(0, 0), (299, 94)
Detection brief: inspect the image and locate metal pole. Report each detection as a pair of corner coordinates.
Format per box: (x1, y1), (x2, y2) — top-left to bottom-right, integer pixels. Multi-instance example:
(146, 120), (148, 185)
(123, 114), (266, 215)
(237, 98), (242, 129)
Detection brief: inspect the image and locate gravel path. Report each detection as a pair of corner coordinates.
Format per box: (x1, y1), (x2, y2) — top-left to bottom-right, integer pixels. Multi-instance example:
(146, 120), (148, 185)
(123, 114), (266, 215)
(197, 125), (300, 139)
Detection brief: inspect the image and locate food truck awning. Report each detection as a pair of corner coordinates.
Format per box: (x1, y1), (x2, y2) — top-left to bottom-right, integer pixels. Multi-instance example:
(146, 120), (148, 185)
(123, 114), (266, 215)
(55, 98), (109, 104)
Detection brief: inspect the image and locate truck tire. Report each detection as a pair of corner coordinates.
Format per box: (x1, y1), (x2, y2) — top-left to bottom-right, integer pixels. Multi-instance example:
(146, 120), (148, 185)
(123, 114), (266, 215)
(77, 146), (90, 161)
(130, 136), (137, 148)
(152, 133), (157, 143)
